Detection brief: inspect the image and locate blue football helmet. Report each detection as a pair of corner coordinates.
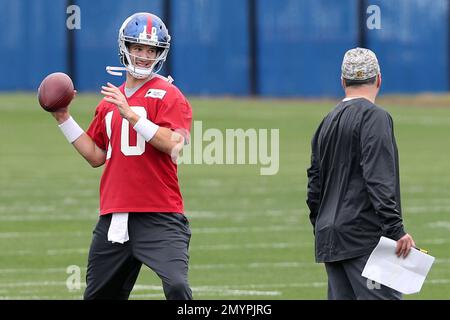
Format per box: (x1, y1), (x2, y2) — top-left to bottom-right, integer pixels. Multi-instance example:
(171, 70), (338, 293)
(107, 12), (171, 79)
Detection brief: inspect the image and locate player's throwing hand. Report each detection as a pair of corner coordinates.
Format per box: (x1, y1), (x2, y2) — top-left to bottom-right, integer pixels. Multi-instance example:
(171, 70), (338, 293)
(101, 82), (135, 121)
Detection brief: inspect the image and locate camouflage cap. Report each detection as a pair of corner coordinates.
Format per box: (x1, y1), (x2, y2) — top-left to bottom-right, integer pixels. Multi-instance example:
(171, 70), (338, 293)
(341, 47), (380, 80)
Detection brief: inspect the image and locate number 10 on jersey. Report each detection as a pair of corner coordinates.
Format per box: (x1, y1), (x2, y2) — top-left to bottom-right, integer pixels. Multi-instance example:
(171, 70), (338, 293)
(105, 106), (147, 159)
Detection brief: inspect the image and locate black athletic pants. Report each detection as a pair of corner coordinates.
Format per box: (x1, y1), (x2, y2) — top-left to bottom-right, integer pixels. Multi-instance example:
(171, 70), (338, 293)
(325, 254), (402, 300)
(83, 212), (192, 300)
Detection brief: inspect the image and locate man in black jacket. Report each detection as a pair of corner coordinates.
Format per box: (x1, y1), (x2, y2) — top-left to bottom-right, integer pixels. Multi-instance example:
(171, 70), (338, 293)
(306, 47), (415, 300)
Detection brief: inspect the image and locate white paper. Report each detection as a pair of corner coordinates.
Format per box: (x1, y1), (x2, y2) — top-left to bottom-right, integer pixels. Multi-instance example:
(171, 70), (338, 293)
(362, 236), (435, 294)
(107, 212), (129, 244)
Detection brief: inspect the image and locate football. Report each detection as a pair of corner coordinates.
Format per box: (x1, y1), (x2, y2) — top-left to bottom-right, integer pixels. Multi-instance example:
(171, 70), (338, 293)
(38, 72), (75, 112)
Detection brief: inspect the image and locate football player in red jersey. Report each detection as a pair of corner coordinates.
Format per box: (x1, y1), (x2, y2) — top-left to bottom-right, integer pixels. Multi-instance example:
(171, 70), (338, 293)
(50, 12), (193, 300)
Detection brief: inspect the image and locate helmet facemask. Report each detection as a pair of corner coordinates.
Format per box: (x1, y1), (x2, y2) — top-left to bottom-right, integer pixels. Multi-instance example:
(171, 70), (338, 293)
(120, 41), (169, 79)
(114, 12), (171, 79)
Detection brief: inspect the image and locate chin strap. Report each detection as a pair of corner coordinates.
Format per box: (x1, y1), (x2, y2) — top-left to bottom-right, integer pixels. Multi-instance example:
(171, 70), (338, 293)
(152, 74), (174, 84)
(106, 66), (174, 84)
(106, 66), (127, 76)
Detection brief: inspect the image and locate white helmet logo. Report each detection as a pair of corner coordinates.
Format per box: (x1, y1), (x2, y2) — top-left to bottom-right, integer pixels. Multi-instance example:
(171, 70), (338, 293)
(138, 26), (159, 42)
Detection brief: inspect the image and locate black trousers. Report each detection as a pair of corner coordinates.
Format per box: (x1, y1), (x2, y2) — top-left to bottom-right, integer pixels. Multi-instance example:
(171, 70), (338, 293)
(83, 213), (192, 300)
(325, 254), (402, 300)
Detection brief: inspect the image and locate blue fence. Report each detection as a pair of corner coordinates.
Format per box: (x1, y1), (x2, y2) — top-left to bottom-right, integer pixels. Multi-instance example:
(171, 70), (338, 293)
(0, 0), (448, 96)
(0, 0), (67, 91)
(257, 0), (359, 96)
(367, 0), (448, 94)
(74, 0), (164, 91)
(171, 0), (250, 95)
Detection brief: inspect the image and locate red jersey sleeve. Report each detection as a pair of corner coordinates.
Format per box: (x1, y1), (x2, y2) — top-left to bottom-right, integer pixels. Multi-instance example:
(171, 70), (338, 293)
(154, 89), (193, 140)
(86, 102), (107, 151)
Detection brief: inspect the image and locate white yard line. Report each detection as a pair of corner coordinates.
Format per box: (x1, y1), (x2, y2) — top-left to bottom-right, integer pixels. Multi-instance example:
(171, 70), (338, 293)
(0, 225), (303, 239)
(192, 225), (302, 234)
(0, 231), (87, 239)
(0, 241), (311, 257)
(0, 215), (95, 221)
(421, 238), (450, 245)
(406, 206), (450, 214)
(0, 209), (300, 222)
(132, 285), (281, 297)
(1, 278), (449, 299)
(0, 295), (75, 300)
(427, 221), (450, 230)
(1, 257), (448, 277)
(194, 242), (308, 250)
(128, 293), (165, 298)
(0, 281), (68, 288)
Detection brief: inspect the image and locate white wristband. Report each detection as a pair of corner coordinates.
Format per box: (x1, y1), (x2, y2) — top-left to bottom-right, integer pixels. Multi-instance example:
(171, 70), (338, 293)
(133, 117), (159, 142)
(58, 116), (84, 143)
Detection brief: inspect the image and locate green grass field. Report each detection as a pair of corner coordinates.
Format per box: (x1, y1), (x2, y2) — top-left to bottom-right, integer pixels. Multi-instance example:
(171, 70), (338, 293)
(0, 93), (449, 299)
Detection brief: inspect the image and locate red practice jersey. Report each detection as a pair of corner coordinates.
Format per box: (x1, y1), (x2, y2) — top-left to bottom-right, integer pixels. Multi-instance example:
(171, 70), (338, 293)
(87, 76), (192, 215)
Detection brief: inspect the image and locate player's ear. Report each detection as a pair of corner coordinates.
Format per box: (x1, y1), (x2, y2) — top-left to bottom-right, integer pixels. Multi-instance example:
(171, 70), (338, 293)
(376, 73), (382, 88)
(341, 77), (346, 90)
